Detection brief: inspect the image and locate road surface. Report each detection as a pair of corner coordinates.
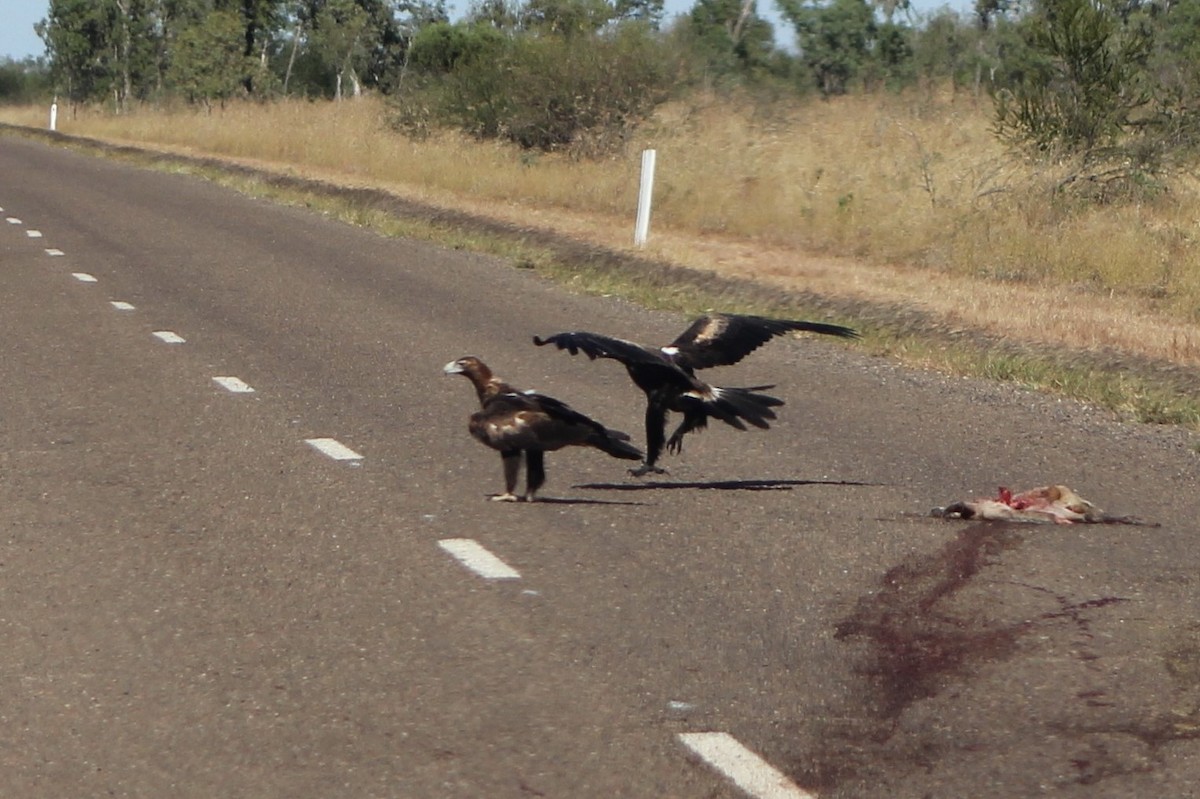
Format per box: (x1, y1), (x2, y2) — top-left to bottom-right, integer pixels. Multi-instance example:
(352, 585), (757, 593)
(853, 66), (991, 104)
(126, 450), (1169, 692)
(2, 134), (1199, 798)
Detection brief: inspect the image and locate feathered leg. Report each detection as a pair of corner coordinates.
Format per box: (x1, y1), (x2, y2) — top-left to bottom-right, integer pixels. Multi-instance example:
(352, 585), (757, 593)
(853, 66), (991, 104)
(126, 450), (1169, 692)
(492, 450), (523, 502)
(631, 403), (669, 476)
(666, 409), (708, 454)
(525, 450), (546, 501)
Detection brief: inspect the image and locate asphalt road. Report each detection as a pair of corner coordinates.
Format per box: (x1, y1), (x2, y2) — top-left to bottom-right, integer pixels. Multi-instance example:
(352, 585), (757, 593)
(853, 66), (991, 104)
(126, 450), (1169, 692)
(2, 133), (1199, 799)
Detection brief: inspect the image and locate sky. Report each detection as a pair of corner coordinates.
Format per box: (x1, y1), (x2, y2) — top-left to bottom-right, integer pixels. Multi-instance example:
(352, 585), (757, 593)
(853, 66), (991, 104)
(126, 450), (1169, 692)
(1, 0), (973, 61)
(1, 0), (46, 60)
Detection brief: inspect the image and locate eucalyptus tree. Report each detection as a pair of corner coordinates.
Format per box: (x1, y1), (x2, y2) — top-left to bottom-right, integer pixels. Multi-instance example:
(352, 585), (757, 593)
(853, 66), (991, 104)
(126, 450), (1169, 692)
(516, 0), (664, 34)
(38, 0), (159, 108)
(37, 0), (112, 104)
(907, 8), (987, 89)
(358, 0), (410, 87)
(685, 0), (778, 76)
(287, 0), (406, 98)
(393, 0), (450, 80)
(310, 0), (370, 97)
(166, 8), (250, 106)
(613, 0), (664, 25)
(520, 0), (616, 36)
(113, 0), (160, 105)
(230, 0), (289, 94)
(778, 0), (877, 94)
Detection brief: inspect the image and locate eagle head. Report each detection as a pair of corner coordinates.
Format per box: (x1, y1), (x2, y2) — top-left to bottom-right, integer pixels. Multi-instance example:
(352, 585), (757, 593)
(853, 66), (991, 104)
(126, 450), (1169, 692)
(444, 356), (487, 377)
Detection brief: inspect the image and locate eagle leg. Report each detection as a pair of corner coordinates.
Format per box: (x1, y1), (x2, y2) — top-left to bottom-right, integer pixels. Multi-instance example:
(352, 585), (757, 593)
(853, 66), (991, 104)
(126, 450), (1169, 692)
(524, 450), (546, 501)
(633, 403), (669, 477)
(491, 450), (524, 502)
(666, 411), (707, 455)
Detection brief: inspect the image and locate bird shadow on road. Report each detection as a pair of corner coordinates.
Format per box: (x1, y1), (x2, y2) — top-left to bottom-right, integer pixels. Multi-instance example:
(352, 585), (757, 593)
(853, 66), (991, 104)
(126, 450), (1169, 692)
(520, 496), (650, 506)
(574, 478), (877, 493)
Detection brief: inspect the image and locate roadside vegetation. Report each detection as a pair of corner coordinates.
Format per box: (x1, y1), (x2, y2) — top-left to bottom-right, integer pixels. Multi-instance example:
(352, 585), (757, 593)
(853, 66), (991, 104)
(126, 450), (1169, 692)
(2, 0), (1199, 435)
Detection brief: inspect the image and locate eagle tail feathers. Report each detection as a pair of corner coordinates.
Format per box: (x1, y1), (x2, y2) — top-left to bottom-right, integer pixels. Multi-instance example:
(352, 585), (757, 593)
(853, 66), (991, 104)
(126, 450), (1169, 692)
(592, 430), (644, 460)
(710, 386), (782, 430)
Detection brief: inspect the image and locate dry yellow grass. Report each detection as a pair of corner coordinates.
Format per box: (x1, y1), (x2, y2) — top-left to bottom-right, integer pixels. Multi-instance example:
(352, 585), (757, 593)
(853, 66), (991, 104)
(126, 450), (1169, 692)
(4, 90), (1200, 371)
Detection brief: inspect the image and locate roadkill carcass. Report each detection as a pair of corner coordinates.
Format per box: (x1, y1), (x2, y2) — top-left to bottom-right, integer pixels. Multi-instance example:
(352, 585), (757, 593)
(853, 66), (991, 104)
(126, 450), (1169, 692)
(931, 484), (1150, 525)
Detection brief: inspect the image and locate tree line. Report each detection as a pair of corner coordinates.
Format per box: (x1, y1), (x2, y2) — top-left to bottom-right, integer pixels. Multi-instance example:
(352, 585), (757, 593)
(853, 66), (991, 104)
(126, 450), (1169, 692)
(4, 0), (1200, 180)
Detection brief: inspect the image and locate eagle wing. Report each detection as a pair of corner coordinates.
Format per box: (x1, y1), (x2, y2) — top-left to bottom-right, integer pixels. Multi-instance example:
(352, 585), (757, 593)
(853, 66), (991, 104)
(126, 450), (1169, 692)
(525, 392), (641, 459)
(533, 330), (698, 391)
(669, 313), (859, 371)
(534, 331), (663, 366)
(523, 391), (613, 434)
(472, 391), (633, 453)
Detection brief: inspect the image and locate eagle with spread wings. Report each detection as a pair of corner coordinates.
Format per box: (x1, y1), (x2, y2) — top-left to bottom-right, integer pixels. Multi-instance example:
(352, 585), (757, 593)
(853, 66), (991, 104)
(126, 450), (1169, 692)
(534, 313), (858, 475)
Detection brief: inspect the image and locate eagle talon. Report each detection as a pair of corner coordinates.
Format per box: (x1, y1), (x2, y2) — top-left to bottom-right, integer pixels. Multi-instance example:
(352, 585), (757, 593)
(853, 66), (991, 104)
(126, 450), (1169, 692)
(629, 463), (667, 477)
(490, 492), (523, 502)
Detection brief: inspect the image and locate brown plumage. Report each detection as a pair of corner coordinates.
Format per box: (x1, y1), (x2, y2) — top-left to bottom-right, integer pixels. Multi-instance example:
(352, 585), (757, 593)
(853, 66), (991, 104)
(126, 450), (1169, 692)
(443, 356), (642, 501)
(534, 312), (859, 475)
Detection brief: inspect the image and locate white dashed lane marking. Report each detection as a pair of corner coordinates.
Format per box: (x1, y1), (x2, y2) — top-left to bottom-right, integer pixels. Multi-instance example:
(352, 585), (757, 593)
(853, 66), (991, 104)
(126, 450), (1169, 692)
(110, 301), (135, 311)
(152, 331), (186, 344)
(678, 732), (814, 799)
(26, 230), (42, 238)
(71, 272), (98, 283)
(305, 437), (363, 461)
(45, 249), (64, 256)
(6, 217), (21, 225)
(213, 376), (255, 394)
(438, 539), (521, 580)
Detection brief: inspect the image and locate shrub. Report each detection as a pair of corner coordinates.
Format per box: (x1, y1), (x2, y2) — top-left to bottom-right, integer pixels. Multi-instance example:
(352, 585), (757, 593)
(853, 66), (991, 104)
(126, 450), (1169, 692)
(394, 22), (678, 156)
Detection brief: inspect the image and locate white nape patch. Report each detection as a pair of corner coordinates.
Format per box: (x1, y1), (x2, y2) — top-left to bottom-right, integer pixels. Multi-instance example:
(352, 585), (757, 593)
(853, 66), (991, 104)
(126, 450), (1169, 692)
(110, 301), (135, 311)
(71, 272), (97, 283)
(45, 248), (64, 256)
(26, 230), (42, 238)
(661, 346), (680, 356)
(438, 538), (521, 580)
(304, 437), (363, 461)
(678, 732), (814, 799)
(5, 217), (21, 225)
(213, 376), (255, 394)
(152, 331), (186, 344)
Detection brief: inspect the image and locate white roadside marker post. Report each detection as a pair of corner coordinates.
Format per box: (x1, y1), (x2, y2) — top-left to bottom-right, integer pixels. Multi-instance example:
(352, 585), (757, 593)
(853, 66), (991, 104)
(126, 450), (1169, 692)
(634, 148), (656, 248)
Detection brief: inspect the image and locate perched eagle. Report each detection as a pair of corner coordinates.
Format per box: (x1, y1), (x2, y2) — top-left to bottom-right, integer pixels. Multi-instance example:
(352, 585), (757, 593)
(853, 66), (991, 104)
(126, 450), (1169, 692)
(534, 313), (859, 475)
(443, 356), (643, 501)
